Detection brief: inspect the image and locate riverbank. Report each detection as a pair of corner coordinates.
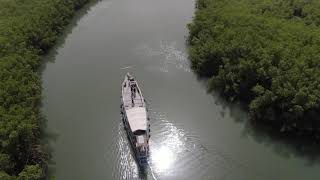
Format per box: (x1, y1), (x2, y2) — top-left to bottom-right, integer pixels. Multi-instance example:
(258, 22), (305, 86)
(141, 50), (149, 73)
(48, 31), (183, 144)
(0, 0), (90, 178)
(188, 0), (320, 137)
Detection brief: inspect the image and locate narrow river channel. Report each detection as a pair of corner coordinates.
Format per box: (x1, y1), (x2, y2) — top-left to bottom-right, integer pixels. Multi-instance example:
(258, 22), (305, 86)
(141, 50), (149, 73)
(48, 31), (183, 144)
(42, 0), (320, 179)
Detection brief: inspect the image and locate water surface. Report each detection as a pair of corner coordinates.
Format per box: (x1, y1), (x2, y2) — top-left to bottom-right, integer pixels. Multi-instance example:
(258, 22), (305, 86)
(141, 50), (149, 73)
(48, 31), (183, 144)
(42, 0), (320, 179)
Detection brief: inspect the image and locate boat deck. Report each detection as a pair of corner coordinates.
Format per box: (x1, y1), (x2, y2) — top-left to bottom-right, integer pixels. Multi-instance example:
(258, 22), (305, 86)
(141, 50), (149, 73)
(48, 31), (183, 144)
(122, 77), (145, 109)
(122, 74), (147, 132)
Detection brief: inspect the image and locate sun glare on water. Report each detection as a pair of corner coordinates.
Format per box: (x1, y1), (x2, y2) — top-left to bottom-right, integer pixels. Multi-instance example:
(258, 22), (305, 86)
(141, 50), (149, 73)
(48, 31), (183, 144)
(151, 145), (176, 173)
(148, 116), (187, 177)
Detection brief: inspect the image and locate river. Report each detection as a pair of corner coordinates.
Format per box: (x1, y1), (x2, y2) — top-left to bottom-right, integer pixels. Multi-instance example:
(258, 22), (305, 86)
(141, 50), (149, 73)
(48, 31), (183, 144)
(41, 0), (320, 179)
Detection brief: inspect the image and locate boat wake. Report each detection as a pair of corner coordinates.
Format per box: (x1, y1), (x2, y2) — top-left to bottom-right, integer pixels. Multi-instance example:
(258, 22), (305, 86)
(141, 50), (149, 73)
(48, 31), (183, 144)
(106, 106), (272, 180)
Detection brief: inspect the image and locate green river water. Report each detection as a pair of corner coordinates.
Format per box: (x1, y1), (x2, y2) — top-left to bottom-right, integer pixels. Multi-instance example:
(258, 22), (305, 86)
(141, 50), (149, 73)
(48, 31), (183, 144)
(42, 0), (320, 179)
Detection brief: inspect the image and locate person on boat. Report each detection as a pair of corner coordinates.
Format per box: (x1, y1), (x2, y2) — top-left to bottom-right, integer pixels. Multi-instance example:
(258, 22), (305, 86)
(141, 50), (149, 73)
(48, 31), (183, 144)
(131, 83), (137, 97)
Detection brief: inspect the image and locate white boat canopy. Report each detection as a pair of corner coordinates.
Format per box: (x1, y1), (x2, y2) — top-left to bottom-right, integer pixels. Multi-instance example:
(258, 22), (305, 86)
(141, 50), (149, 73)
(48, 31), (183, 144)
(126, 107), (147, 132)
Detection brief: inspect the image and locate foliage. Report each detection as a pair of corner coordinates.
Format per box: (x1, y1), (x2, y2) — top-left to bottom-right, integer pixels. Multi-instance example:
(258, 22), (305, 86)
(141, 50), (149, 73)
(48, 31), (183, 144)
(188, 0), (320, 136)
(18, 165), (42, 180)
(0, 0), (89, 178)
(0, 171), (14, 180)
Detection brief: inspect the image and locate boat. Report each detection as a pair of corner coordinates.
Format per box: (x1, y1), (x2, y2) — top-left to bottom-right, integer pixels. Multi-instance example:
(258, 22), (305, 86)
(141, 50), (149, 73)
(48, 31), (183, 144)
(121, 73), (150, 166)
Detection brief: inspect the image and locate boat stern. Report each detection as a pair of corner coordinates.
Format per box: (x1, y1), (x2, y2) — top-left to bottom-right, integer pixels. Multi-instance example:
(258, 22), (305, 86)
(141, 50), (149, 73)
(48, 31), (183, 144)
(136, 135), (149, 166)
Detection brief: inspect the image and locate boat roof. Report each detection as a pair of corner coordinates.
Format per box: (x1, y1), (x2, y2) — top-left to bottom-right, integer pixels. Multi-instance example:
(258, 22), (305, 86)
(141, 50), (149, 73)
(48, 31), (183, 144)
(126, 107), (147, 132)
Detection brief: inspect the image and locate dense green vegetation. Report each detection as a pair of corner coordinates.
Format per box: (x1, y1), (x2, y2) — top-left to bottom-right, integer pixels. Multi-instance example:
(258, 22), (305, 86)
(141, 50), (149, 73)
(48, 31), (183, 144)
(0, 0), (89, 178)
(188, 0), (320, 137)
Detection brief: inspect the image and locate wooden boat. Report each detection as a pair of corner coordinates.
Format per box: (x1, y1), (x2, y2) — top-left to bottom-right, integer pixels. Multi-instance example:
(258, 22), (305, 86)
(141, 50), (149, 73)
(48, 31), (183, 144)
(121, 73), (150, 166)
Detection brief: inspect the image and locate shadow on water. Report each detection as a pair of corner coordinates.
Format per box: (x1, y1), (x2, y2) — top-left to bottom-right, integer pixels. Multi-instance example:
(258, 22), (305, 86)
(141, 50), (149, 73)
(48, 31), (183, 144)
(137, 167), (148, 180)
(196, 74), (320, 168)
(40, 0), (101, 71)
(193, 72), (249, 123)
(39, 0), (101, 178)
(243, 120), (320, 166)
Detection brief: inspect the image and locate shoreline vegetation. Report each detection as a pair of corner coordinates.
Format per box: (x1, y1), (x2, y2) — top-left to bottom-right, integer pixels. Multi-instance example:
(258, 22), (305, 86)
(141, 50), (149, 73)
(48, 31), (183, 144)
(0, 0), (90, 179)
(188, 0), (320, 138)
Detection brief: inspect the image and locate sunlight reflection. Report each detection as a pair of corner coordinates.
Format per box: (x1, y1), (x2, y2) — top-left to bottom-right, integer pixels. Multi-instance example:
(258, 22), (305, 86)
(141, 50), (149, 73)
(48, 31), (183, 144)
(151, 146), (176, 173)
(149, 118), (187, 176)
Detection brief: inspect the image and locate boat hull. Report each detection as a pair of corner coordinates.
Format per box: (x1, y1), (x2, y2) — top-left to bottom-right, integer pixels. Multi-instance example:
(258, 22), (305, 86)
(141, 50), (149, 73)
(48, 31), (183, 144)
(120, 73), (150, 166)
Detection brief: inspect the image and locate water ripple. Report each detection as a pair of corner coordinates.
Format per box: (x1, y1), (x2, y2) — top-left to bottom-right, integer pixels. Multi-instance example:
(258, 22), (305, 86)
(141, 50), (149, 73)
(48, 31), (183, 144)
(105, 106), (271, 180)
(135, 41), (191, 73)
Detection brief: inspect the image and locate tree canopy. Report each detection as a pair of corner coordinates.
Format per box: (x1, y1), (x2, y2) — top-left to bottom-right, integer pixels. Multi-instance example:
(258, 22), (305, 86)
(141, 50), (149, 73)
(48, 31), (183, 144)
(188, 0), (320, 137)
(0, 0), (89, 178)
